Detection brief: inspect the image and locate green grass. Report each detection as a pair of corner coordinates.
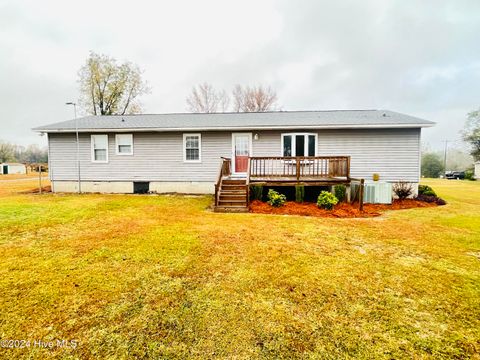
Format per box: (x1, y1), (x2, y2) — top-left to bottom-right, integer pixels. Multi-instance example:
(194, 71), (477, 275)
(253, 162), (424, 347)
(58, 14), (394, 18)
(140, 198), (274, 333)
(0, 179), (479, 359)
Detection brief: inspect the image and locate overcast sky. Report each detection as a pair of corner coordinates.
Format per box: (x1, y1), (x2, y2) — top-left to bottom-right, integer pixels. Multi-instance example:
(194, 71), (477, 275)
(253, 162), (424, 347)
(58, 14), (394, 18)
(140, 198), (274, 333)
(1, 0), (479, 150)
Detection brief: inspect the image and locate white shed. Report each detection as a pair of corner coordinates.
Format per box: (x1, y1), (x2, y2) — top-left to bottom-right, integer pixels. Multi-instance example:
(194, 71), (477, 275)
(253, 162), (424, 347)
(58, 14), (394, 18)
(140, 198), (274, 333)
(0, 163), (26, 175)
(475, 161), (480, 180)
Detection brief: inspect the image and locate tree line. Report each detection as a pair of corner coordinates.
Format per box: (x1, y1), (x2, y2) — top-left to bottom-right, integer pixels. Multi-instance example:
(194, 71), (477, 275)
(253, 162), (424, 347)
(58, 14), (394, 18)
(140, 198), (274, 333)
(186, 83), (278, 113)
(421, 146), (474, 178)
(0, 142), (48, 164)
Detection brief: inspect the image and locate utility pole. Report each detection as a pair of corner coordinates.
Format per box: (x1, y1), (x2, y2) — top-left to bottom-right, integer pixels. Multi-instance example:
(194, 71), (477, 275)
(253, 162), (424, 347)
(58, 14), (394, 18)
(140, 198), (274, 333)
(38, 164), (42, 194)
(66, 102), (81, 193)
(443, 140), (448, 176)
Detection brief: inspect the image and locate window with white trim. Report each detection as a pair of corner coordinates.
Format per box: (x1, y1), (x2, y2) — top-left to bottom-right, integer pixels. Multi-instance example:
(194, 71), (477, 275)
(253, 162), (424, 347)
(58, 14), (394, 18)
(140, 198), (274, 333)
(183, 133), (201, 162)
(115, 134), (133, 155)
(91, 134), (108, 163)
(282, 133), (317, 157)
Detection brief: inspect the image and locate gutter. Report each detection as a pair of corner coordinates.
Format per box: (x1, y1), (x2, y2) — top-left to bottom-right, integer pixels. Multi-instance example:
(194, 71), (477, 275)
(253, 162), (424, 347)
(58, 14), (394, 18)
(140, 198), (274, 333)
(33, 123), (435, 133)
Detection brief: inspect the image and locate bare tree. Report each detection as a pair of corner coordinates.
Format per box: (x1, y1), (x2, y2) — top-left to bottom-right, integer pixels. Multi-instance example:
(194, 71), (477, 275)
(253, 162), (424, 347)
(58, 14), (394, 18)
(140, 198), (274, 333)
(186, 83), (229, 113)
(78, 52), (150, 115)
(0, 142), (15, 162)
(232, 85), (278, 112)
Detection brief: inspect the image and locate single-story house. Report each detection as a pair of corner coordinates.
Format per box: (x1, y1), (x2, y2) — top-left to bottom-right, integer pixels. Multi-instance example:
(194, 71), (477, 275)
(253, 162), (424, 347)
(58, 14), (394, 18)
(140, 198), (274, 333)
(34, 110), (434, 210)
(0, 163), (26, 175)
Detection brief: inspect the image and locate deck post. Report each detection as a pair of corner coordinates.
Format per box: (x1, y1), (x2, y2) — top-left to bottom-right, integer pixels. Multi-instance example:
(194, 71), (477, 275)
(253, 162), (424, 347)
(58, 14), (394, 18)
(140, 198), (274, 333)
(359, 178), (365, 211)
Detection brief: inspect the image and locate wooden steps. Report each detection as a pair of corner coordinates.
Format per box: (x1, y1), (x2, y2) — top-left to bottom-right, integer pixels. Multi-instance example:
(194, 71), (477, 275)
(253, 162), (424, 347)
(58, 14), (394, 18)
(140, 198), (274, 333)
(214, 178), (248, 212)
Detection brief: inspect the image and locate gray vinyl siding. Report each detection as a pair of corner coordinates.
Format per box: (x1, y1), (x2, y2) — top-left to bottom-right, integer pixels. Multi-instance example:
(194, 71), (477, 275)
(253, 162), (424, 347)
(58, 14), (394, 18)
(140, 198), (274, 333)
(253, 128), (421, 182)
(49, 128), (420, 183)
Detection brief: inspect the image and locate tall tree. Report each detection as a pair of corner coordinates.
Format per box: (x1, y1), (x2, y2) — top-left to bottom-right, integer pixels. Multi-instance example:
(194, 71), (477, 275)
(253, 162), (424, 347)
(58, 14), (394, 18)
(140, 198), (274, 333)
(464, 110), (480, 160)
(78, 52), (150, 115)
(421, 152), (444, 178)
(0, 142), (15, 163)
(186, 83), (229, 113)
(232, 85), (278, 112)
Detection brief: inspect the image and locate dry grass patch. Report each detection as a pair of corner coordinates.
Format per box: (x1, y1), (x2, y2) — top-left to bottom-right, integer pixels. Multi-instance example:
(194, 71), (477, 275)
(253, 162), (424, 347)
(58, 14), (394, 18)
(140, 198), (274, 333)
(0, 179), (478, 359)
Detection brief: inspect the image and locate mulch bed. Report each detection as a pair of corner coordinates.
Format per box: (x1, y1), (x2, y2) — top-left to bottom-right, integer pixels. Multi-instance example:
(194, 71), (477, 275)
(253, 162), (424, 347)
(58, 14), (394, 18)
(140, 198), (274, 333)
(249, 199), (437, 218)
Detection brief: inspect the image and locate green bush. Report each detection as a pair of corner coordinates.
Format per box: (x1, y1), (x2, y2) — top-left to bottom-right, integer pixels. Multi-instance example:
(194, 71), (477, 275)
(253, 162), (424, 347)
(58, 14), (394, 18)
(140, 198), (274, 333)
(267, 189), (287, 207)
(418, 184), (437, 197)
(334, 185), (346, 202)
(295, 185), (305, 203)
(465, 169), (476, 181)
(317, 191), (338, 210)
(251, 185), (263, 201)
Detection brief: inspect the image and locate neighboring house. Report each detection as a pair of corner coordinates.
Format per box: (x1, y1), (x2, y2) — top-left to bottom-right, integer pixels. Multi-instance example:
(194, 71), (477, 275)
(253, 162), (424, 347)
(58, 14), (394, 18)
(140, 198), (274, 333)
(34, 110), (434, 210)
(475, 161), (480, 180)
(0, 163), (26, 175)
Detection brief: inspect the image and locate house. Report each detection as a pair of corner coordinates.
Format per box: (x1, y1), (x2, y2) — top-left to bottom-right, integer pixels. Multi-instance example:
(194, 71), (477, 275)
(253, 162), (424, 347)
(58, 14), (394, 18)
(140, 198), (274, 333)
(33, 110), (434, 210)
(0, 163), (26, 175)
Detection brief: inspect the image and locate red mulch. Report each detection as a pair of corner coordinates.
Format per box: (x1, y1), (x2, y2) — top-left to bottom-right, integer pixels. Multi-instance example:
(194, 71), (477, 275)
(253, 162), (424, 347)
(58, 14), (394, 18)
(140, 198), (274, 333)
(249, 199), (436, 218)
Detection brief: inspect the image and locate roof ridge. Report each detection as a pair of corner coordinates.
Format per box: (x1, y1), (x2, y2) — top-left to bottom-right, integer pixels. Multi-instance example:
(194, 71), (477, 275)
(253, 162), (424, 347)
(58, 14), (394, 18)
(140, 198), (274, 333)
(80, 109), (381, 117)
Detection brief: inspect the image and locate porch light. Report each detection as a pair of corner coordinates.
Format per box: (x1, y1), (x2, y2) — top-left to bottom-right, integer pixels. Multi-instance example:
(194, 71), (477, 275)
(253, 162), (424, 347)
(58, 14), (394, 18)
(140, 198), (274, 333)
(254, 133), (259, 140)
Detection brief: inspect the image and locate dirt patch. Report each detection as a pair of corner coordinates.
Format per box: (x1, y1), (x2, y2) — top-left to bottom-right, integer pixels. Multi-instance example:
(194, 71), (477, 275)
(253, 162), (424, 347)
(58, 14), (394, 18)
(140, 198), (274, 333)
(249, 199), (436, 218)
(19, 185), (52, 194)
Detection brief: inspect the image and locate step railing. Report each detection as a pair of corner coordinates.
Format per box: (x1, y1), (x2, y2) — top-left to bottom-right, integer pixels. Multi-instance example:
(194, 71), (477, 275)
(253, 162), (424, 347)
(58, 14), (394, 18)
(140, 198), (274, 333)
(214, 157), (231, 206)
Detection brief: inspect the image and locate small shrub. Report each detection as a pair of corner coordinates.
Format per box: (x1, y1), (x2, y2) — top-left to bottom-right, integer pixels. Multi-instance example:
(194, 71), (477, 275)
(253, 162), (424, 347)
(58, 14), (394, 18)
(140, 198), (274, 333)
(393, 181), (414, 200)
(415, 194), (447, 206)
(317, 191), (338, 210)
(251, 185), (263, 201)
(465, 169), (475, 181)
(333, 185), (346, 203)
(295, 185), (305, 203)
(267, 189), (286, 207)
(436, 197), (447, 205)
(418, 184), (437, 197)
(372, 173), (380, 181)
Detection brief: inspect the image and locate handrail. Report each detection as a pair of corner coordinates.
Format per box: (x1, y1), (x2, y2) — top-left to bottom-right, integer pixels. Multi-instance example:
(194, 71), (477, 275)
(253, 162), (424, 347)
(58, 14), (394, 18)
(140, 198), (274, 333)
(246, 156), (251, 207)
(214, 157), (231, 206)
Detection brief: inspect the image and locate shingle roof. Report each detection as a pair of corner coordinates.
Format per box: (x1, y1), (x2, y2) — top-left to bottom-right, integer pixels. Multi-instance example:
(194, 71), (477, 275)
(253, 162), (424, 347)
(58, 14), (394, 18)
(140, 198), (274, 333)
(33, 110), (434, 132)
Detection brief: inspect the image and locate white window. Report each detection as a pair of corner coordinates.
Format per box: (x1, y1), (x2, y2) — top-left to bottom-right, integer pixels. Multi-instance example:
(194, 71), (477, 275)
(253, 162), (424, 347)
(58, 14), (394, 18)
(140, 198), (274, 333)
(91, 134), (109, 163)
(183, 133), (201, 162)
(115, 134), (133, 155)
(281, 133), (317, 157)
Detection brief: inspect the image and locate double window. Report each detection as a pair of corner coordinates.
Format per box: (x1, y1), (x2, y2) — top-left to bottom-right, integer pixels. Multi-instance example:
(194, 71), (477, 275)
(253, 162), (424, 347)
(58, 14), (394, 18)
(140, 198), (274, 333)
(91, 135), (108, 163)
(115, 134), (133, 155)
(282, 133), (317, 157)
(183, 133), (201, 162)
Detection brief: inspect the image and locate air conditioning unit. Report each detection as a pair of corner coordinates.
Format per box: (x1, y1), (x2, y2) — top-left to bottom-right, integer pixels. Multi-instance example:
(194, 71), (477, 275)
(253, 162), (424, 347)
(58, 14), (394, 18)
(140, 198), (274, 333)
(351, 181), (392, 204)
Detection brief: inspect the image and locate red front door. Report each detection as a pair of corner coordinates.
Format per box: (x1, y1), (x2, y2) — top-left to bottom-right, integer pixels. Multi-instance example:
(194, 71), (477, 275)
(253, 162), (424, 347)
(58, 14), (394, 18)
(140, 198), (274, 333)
(234, 134), (250, 173)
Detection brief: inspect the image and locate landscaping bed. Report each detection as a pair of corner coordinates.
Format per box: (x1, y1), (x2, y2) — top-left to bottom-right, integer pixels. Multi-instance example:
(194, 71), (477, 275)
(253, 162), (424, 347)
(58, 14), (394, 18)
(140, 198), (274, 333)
(249, 199), (437, 218)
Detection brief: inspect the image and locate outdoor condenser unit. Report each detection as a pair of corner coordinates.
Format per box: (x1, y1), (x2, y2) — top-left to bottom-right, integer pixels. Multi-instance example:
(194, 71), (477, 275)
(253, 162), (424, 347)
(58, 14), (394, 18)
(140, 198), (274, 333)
(351, 181), (393, 204)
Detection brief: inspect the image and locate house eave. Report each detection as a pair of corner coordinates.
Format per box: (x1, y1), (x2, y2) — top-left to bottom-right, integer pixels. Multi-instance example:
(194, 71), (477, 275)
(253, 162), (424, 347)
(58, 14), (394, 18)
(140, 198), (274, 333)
(33, 123), (434, 133)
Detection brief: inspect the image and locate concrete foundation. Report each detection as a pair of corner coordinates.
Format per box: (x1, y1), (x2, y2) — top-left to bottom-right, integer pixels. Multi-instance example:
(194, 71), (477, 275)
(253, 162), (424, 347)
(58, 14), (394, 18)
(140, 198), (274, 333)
(51, 181), (214, 194)
(149, 181), (214, 194)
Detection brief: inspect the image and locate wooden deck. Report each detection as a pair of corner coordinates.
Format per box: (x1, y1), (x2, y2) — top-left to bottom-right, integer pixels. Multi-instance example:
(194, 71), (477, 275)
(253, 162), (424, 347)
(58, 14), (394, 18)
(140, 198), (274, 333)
(214, 156), (365, 211)
(248, 156), (350, 186)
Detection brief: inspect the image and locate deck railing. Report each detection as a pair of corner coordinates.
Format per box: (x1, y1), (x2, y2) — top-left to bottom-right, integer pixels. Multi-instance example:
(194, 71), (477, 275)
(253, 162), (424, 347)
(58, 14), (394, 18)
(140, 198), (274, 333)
(248, 156), (350, 181)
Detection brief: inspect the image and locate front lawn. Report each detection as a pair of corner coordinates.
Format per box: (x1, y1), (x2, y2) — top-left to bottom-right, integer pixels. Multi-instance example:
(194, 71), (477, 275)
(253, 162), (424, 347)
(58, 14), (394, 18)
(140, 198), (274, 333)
(0, 179), (479, 359)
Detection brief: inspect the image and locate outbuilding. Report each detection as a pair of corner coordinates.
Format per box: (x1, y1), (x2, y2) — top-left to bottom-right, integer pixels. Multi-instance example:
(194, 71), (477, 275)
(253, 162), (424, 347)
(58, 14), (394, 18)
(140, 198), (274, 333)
(0, 163), (27, 175)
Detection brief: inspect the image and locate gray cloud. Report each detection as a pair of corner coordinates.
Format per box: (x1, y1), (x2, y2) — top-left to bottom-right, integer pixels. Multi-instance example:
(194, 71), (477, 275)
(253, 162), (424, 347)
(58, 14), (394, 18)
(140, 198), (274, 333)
(1, 0), (479, 150)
